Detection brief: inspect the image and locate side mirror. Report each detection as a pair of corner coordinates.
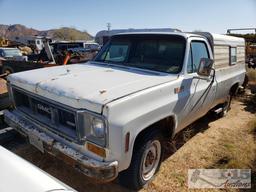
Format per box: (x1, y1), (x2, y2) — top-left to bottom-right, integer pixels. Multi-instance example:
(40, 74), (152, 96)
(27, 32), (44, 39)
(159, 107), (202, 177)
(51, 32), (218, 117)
(197, 58), (214, 76)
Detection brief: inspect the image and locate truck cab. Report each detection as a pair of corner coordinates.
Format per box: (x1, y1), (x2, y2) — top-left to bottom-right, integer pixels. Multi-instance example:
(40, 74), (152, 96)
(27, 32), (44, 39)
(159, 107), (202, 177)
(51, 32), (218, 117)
(4, 32), (246, 190)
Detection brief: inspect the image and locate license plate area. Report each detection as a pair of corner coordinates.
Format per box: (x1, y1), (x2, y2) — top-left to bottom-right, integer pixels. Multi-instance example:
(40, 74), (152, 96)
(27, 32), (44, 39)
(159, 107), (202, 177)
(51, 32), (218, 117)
(29, 133), (44, 153)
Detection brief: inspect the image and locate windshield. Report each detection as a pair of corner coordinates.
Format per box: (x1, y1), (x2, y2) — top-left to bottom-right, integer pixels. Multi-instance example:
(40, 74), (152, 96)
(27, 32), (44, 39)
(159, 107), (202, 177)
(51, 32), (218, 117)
(95, 34), (186, 73)
(3, 49), (22, 57)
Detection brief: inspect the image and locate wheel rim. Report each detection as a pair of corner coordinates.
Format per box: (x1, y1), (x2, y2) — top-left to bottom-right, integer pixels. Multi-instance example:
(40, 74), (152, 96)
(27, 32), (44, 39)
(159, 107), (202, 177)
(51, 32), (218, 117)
(140, 140), (161, 181)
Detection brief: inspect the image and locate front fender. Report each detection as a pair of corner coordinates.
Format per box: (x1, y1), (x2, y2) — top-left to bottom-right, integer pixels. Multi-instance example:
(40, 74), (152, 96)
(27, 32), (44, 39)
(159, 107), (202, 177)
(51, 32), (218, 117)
(103, 81), (181, 171)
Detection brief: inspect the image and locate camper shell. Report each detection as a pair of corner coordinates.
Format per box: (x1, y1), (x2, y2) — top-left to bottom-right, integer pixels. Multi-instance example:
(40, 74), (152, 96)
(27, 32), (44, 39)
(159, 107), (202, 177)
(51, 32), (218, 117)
(191, 32), (245, 70)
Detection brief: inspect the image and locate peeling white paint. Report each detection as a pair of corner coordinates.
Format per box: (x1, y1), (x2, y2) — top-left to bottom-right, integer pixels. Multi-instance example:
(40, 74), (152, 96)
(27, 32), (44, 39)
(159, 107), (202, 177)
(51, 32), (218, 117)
(8, 63), (177, 113)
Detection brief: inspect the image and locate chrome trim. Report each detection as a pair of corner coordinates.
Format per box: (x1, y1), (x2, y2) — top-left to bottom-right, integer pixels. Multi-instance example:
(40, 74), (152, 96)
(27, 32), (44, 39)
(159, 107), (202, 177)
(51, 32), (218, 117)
(77, 111), (108, 147)
(7, 82), (14, 105)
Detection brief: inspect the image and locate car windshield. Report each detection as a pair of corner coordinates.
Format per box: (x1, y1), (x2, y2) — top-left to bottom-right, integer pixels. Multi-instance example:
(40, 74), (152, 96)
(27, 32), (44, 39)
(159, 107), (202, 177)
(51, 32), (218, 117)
(3, 49), (22, 57)
(95, 34), (186, 74)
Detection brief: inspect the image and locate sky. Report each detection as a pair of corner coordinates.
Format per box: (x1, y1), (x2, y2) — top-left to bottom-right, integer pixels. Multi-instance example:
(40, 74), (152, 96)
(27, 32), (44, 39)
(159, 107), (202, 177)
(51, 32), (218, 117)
(0, 0), (255, 36)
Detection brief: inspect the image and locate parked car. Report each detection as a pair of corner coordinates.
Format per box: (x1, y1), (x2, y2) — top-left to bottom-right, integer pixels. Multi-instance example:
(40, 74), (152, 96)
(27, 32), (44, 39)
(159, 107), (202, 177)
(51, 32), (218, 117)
(83, 42), (101, 51)
(0, 146), (76, 192)
(4, 32), (246, 190)
(51, 42), (84, 54)
(51, 42), (100, 53)
(0, 47), (27, 61)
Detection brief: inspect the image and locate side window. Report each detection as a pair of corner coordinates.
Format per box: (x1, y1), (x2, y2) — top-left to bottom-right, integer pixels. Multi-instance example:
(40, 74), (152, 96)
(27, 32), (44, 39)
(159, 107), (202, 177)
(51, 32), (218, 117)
(187, 41), (209, 73)
(230, 47), (237, 65)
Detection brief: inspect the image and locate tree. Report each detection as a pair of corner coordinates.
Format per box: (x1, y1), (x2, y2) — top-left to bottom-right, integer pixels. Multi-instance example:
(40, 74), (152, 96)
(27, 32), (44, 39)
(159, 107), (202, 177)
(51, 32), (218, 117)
(52, 27), (92, 41)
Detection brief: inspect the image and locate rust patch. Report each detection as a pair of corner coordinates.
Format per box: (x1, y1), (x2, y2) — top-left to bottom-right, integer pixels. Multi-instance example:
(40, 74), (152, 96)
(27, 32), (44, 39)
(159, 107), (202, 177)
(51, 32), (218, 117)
(99, 90), (107, 94)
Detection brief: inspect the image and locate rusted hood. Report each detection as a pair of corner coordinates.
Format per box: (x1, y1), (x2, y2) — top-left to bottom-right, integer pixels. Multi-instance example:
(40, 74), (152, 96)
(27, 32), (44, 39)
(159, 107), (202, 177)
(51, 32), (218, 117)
(8, 62), (177, 113)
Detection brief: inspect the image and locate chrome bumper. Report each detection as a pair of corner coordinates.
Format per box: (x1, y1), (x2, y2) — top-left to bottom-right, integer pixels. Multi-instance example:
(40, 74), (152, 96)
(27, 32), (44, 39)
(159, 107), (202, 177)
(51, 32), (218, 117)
(4, 109), (118, 182)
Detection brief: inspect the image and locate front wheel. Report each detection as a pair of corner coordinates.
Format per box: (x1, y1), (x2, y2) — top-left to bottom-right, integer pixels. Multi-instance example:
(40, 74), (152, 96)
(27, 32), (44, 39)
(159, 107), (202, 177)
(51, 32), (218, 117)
(119, 130), (163, 190)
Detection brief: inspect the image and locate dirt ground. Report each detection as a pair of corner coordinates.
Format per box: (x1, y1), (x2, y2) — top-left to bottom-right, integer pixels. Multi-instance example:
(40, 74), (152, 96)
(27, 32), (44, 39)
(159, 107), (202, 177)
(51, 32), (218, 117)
(0, 78), (7, 95)
(6, 90), (256, 192)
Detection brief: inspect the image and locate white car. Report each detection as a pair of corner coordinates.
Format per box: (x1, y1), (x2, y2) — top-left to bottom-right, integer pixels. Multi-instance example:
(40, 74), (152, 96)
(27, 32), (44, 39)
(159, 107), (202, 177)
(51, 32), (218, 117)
(0, 146), (76, 192)
(0, 48), (27, 61)
(4, 32), (246, 190)
(83, 43), (101, 51)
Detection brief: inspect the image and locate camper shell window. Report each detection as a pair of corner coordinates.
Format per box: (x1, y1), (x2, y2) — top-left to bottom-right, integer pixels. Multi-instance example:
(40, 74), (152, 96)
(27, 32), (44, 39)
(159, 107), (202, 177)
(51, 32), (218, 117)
(230, 47), (237, 65)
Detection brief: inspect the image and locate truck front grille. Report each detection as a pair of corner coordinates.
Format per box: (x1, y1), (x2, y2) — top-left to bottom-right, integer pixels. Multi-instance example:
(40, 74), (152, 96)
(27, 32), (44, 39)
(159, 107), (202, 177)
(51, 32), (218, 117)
(12, 88), (78, 139)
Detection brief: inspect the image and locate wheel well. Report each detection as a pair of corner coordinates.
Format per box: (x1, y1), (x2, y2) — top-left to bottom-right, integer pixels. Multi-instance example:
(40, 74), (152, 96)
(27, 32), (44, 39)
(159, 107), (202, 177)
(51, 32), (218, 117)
(133, 116), (175, 149)
(2, 66), (14, 74)
(242, 74), (249, 89)
(230, 83), (239, 96)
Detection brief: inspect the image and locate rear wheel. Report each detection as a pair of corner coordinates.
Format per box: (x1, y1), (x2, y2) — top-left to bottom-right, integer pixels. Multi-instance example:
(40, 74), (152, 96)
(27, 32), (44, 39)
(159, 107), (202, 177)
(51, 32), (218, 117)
(119, 130), (163, 190)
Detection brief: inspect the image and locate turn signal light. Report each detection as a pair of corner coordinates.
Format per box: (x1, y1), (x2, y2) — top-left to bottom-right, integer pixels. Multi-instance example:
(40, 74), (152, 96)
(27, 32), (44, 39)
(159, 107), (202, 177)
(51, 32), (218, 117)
(87, 142), (106, 158)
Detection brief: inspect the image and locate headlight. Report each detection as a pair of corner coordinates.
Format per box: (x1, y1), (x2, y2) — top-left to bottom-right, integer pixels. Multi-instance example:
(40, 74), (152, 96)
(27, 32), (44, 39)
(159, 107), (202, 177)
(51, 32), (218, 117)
(78, 112), (107, 147)
(91, 117), (105, 138)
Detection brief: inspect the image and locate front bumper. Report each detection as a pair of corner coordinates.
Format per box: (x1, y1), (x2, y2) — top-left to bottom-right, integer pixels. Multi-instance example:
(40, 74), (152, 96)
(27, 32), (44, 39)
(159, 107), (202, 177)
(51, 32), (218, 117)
(4, 109), (118, 182)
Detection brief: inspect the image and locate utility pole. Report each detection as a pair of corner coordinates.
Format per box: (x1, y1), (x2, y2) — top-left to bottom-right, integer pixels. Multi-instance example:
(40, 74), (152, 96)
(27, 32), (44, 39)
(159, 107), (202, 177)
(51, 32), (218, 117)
(107, 23), (111, 31)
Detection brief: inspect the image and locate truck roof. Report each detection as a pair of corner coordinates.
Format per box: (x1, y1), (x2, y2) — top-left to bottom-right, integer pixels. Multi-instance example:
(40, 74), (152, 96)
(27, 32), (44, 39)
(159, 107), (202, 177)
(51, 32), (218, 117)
(112, 31), (191, 38)
(96, 28), (181, 37)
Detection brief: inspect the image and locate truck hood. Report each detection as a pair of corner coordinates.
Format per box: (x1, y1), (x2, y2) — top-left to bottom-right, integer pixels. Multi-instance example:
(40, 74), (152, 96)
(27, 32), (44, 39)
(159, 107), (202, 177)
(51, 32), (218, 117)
(8, 62), (177, 113)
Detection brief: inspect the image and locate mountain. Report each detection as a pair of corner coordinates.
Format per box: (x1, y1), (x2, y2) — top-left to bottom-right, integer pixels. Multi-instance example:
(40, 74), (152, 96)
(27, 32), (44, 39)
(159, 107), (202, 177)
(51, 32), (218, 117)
(0, 24), (93, 41)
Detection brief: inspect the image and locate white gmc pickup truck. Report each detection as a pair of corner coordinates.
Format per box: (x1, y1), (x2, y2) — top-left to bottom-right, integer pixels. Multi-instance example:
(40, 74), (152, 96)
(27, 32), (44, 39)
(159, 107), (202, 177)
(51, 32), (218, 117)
(4, 32), (246, 190)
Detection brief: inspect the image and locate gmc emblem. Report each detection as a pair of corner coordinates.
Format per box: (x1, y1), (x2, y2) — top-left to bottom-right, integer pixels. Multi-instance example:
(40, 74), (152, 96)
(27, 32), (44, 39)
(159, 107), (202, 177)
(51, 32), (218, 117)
(37, 103), (51, 115)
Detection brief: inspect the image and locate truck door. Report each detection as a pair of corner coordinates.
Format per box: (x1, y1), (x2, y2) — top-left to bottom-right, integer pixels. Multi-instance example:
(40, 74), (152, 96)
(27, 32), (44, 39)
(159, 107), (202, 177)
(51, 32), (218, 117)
(177, 38), (217, 130)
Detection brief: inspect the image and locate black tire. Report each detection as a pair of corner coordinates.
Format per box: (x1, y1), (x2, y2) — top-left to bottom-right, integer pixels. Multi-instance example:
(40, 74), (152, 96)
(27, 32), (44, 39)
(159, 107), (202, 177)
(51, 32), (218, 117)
(119, 130), (163, 190)
(2, 66), (14, 74)
(218, 94), (231, 118)
(237, 75), (249, 94)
